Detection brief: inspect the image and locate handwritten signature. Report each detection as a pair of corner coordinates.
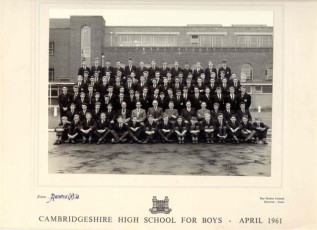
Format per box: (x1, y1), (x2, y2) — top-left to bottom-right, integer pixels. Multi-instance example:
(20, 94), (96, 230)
(46, 193), (80, 203)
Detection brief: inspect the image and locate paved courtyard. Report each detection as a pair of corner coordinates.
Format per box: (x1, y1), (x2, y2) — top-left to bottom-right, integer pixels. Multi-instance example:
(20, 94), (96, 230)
(48, 132), (271, 176)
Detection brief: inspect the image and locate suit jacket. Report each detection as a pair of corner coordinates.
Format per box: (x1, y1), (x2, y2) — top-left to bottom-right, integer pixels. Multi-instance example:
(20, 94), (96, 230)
(91, 108), (102, 121)
(213, 94), (226, 110)
(182, 68), (192, 78)
(68, 120), (81, 134)
(160, 67), (170, 77)
(131, 108), (147, 122)
(157, 97), (169, 110)
(70, 92), (80, 103)
(172, 82), (183, 93)
(236, 109), (252, 122)
(208, 83), (218, 95)
(91, 65), (103, 77)
(75, 97), (88, 111)
(158, 121), (174, 130)
(116, 108), (131, 121)
(66, 109), (78, 122)
(220, 83), (230, 95)
(173, 96), (185, 112)
(113, 67), (125, 76)
(58, 93), (71, 108)
(112, 123), (129, 133)
(147, 107), (163, 120)
(148, 66), (159, 78)
(181, 108), (197, 121)
(136, 66), (148, 79)
(201, 119), (215, 129)
(215, 119), (227, 129)
(201, 94), (214, 110)
(226, 120), (241, 130)
(190, 94), (203, 110)
(193, 68), (205, 80)
(124, 65), (137, 76)
(78, 109), (90, 121)
(102, 66), (114, 77)
(225, 94), (239, 111)
(223, 109), (236, 122)
(144, 121), (157, 130)
(96, 119), (111, 130)
(78, 66), (91, 76)
(75, 82), (88, 93)
(218, 66), (231, 79)
(81, 118), (96, 130)
(210, 109), (222, 123)
(174, 121), (188, 132)
(205, 67), (217, 80)
(240, 121), (255, 131)
(170, 67), (182, 77)
(164, 108), (179, 121)
(237, 93), (252, 110)
(105, 110), (116, 122)
(197, 109), (211, 120)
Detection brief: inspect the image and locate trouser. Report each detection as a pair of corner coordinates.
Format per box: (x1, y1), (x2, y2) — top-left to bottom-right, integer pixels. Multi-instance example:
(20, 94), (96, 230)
(56, 130), (68, 140)
(204, 130), (214, 140)
(228, 129), (240, 140)
(241, 130), (256, 140)
(255, 129), (268, 139)
(158, 130), (174, 140)
(94, 130), (111, 141)
(217, 126), (227, 136)
(110, 130), (129, 140)
(128, 129), (143, 142)
(81, 129), (93, 140)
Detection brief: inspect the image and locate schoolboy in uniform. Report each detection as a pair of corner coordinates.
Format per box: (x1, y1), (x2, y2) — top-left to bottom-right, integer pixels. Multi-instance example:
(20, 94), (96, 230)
(66, 103), (78, 123)
(223, 102), (235, 122)
(94, 112), (111, 145)
(253, 118), (269, 144)
(174, 116), (188, 144)
(105, 103), (116, 124)
(157, 114), (174, 143)
(210, 102), (222, 123)
(201, 113), (215, 144)
(58, 86), (71, 120)
(215, 113), (228, 144)
(67, 114), (81, 144)
(226, 115), (241, 144)
(240, 115), (256, 143)
(53, 116), (69, 145)
(110, 116), (130, 143)
(189, 116), (201, 144)
(143, 115), (158, 143)
(91, 102), (102, 121)
(164, 101), (179, 123)
(78, 103), (90, 121)
(80, 112), (96, 144)
(128, 116), (144, 144)
(237, 102), (252, 122)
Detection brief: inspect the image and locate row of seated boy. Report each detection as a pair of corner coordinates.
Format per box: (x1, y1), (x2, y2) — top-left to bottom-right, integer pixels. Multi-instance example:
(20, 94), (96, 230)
(54, 110), (269, 145)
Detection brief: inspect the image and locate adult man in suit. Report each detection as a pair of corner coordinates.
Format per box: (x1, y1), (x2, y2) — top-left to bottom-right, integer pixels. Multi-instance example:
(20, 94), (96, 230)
(103, 60), (114, 78)
(237, 85), (251, 110)
(193, 62), (205, 81)
(160, 60), (170, 77)
(205, 61), (217, 81)
(94, 112), (111, 144)
(197, 101), (211, 121)
(110, 116), (130, 143)
(164, 100), (179, 123)
(181, 101), (197, 123)
(157, 114), (174, 142)
(124, 58), (137, 77)
(170, 60), (182, 77)
(116, 101), (131, 124)
(78, 59), (91, 77)
(131, 101), (147, 124)
(90, 58), (103, 78)
(80, 112), (96, 144)
(147, 100), (163, 122)
(58, 86), (71, 120)
(218, 59), (231, 80)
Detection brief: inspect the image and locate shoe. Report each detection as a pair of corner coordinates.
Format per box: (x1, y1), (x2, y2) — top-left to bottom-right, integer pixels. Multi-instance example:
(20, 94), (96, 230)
(64, 139), (70, 143)
(82, 140), (87, 144)
(263, 140), (268, 144)
(222, 139), (226, 144)
(53, 140), (58, 145)
(97, 140), (101, 145)
(236, 140), (240, 144)
(71, 140), (75, 144)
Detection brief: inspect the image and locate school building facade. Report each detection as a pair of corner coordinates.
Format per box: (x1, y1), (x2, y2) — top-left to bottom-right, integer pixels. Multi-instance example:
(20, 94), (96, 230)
(49, 16), (273, 109)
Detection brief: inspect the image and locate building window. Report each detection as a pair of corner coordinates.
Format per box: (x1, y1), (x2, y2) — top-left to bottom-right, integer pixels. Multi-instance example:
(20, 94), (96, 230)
(118, 35), (177, 47)
(49, 42), (54, 55)
(81, 26), (91, 67)
(244, 85), (252, 94)
(240, 64), (253, 82)
(254, 85), (273, 94)
(49, 68), (54, 81)
(266, 65), (273, 80)
(237, 35), (273, 47)
(200, 35), (225, 47)
(191, 35), (199, 44)
(254, 86), (262, 93)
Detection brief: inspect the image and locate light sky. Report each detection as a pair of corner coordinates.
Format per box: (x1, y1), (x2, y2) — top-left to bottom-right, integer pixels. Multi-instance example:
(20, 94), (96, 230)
(50, 9), (273, 26)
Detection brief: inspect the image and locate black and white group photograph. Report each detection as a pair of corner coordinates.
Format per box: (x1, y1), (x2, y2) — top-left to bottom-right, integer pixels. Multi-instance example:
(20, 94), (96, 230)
(48, 9), (273, 176)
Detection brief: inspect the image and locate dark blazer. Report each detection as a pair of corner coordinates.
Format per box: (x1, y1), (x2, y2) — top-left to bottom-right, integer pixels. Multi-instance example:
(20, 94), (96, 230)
(201, 119), (215, 129)
(223, 109), (236, 122)
(78, 109), (90, 121)
(225, 94), (239, 111)
(96, 119), (111, 130)
(58, 93), (71, 108)
(81, 118), (96, 130)
(237, 93), (252, 110)
(210, 109), (222, 123)
(212, 94), (226, 110)
(182, 68), (192, 78)
(112, 123), (129, 133)
(218, 66), (231, 79)
(136, 67), (148, 79)
(78, 66), (91, 76)
(205, 67), (217, 81)
(75, 97), (88, 111)
(190, 94), (203, 110)
(144, 121), (158, 130)
(113, 67), (125, 76)
(240, 121), (255, 131)
(116, 108), (131, 121)
(105, 110), (117, 122)
(102, 66), (114, 77)
(193, 68), (205, 80)
(75, 82), (88, 93)
(160, 67), (170, 77)
(91, 65), (103, 77)
(68, 120), (81, 134)
(201, 94), (214, 110)
(158, 121), (174, 130)
(174, 121), (188, 132)
(70, 92), (80, 103)
(66, 109), (78, 122)
(148, 66), (159, 78)
(226, 120), (241, 130)
(91, 108), (102, 121)
(157, 97), (169, 110)
(220, 83), (230, 95)
(170, 67), (182, 77)
(236, 109), (252, 122)
(124, 65), (137, 77)
(214, 119), (227, 129)
(181, 108), (197, 121)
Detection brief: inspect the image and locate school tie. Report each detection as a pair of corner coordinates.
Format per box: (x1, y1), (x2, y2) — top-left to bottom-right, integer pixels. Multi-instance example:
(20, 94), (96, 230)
(231, 94), (234, 100)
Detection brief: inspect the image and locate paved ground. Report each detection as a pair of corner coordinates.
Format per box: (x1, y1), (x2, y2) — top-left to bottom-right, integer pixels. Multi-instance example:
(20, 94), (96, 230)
(48, 133), (271, 176)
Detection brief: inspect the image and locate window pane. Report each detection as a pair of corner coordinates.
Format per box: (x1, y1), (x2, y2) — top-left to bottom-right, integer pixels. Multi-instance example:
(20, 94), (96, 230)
(249, 36), (259, 46)
(238, 35), (247, 46)
(254, 86), (262, 93)
(262, 85), (272, 93)
(245, 86), (252, 94)
(49, 68), (54, 81)
(49, 42), (54, 55)
(81, 26), (91, 66)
